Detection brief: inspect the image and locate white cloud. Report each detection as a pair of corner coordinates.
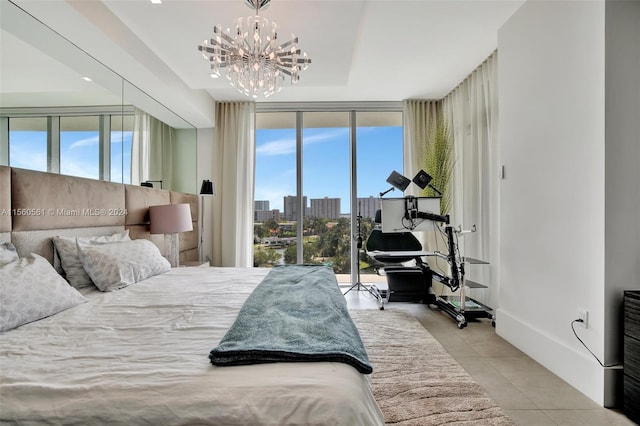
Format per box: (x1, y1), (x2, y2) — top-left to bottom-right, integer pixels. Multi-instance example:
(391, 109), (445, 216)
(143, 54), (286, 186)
(68, 135), (99, 150)
(60, 160), (99, 180)
(9, 143), (47, 171)
(256, 128), (349, 157)
(256, 137), (296, 156)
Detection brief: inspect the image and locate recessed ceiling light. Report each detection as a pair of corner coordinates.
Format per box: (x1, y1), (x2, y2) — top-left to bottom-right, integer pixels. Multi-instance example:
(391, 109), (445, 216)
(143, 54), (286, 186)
(150, 0), (162, 4)
(81, 76), (93, 82)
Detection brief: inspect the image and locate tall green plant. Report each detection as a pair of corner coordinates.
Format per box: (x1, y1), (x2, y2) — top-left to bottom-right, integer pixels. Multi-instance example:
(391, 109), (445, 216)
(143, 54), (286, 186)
(421, 115), (452, 214)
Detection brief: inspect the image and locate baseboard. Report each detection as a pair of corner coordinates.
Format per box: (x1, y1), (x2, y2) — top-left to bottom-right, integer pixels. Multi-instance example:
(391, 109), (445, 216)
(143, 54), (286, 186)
(496, 308), (609, 406)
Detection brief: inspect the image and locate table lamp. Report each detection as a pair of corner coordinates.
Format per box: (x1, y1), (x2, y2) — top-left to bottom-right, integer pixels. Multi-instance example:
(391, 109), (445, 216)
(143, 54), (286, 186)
(149, 203), (193, 267)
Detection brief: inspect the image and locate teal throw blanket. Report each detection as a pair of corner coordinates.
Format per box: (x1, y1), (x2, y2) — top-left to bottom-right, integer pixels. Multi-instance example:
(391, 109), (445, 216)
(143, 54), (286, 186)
(209, 264), (373, 374)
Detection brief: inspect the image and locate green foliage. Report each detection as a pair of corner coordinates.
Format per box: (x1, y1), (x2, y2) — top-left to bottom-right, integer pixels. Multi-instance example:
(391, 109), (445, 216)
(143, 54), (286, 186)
(422, 115), (453, 214)
(254, 216), (376, 274)
(283, 242), (315, 264)
(253, 246), (282, 267)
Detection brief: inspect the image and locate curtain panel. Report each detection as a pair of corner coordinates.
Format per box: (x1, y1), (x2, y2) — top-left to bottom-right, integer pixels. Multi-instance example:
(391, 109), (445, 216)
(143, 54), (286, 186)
(402, 52), (499, 308)
(402, 100), (441, 196)
(211, 101), (256, 267)
(130, 108), (176, 189)
(131, 107), (150, 185)
(442, 50), (499, 307)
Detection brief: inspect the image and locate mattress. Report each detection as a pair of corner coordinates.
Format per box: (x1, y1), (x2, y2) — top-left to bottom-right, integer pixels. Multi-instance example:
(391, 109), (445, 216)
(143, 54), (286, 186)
(0, 267), (384, 425)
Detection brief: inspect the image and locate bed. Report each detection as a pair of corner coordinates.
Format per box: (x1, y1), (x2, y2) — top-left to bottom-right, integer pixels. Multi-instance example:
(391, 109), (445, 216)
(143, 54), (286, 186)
(0, 166), (384, 425)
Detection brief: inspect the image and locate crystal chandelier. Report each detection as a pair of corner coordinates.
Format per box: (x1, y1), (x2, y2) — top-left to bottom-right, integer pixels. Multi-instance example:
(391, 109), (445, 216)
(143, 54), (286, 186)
(197, 0), (311, 99)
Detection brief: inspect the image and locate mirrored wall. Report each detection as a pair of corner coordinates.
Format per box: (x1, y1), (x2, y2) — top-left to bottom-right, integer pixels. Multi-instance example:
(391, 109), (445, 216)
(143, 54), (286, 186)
(0, 0), (197, 194)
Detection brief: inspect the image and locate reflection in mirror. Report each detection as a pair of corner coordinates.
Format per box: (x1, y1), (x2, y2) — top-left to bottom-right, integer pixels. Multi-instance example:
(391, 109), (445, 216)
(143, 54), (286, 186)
(0, 0), (197, 194)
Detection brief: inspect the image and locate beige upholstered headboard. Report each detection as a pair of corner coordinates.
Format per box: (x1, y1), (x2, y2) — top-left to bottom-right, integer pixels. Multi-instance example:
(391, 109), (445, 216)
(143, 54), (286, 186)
(0, 166), (198, 264)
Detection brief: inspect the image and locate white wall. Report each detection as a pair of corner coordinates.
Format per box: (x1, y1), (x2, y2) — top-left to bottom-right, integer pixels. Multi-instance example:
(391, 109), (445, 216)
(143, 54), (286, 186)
(172, 128), (197, 194)
(497, 0), (608, 405)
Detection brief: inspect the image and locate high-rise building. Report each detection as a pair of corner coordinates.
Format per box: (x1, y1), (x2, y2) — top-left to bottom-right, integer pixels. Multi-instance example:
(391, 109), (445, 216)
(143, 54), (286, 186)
(356, 196), (380, 219)
(254, 200), (270, 211)
(283, 195), (307, 221)
(254, 200), (273, 221)
(310, 197), (340, 219)
(255, 209), (280, 222)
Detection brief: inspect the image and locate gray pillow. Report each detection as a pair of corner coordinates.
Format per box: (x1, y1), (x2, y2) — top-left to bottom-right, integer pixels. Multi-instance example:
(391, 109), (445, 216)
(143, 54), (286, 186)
(0, 253), (87, 333)
(53, 231), (130, 290)
(0, 242), (19, 266)
(77, 239), (171, 292)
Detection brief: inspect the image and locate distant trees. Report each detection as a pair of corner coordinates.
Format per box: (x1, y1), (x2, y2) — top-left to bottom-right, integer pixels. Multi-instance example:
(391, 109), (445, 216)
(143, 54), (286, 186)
(253, 247), (281, 267)
(253, 216), (375, 274)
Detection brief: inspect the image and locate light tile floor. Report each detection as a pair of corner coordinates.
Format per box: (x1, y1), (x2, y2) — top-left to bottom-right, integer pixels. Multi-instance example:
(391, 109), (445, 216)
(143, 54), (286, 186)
(341, 282), (635, 426)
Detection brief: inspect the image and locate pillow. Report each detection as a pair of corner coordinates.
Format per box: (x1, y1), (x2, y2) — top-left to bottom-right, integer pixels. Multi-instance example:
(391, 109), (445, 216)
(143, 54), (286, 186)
(77, 239), (171, 292)
(0, 253), (87, 333)
(0, 242), (19, 266)
(53, 230), (130, 289)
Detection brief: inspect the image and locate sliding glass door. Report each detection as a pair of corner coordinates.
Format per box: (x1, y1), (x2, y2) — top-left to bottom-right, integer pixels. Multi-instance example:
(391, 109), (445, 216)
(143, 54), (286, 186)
(254, 106), (403, 284)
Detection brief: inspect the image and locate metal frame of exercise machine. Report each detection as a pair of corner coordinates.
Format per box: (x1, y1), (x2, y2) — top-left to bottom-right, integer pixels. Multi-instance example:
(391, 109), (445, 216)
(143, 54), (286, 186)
(400, 201), (493, 328)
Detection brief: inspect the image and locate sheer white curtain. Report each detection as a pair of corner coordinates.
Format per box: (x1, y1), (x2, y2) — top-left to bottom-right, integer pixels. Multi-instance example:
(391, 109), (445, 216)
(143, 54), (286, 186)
(402, 100), (440, 196)
(130, 108), (175, 189)
(148, 117), (175, 190)
(211, 101), (256, 267)
(130, 107), (150, 185)
(442, 51), (499, 307)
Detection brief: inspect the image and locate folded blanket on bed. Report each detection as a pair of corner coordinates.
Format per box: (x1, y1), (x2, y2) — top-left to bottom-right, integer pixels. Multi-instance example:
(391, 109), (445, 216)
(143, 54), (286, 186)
(209, 264), (373, 374)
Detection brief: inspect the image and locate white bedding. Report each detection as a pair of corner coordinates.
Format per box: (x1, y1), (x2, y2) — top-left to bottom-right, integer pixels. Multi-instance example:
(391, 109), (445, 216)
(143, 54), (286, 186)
(0, 267), (384, 425)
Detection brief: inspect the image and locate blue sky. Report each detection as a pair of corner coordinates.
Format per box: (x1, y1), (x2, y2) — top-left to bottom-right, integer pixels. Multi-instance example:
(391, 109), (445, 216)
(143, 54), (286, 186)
(10, 125), (402, 214)
(255, 126), (403, 213)
(10, 130), (131, 183)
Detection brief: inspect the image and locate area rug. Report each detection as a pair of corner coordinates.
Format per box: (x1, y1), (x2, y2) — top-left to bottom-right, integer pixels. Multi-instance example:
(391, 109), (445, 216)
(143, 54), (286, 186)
(350, 309), (514, 425)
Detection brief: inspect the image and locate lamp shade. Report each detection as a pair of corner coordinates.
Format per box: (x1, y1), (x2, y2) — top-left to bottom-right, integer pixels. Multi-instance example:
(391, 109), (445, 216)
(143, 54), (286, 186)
(149, 204), (193, 234)
(200, 179), (215, 196)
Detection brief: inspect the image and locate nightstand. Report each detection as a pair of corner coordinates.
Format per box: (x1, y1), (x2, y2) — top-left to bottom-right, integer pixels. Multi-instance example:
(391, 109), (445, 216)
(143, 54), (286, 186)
(624, 290), (640, 424)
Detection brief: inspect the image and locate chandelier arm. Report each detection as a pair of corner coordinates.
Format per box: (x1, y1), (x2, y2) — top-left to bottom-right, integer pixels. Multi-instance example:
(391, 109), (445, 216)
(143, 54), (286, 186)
(211, 29), (238, 47)
(276, 51), (301, 58)
(277, 38), (299, 50)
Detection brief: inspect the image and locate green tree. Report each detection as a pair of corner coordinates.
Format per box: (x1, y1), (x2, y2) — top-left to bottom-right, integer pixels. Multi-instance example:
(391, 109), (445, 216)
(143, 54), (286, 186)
(253, 247), (281, 267)
(263, 219), (279, 236)
(283, 242), (316, 264)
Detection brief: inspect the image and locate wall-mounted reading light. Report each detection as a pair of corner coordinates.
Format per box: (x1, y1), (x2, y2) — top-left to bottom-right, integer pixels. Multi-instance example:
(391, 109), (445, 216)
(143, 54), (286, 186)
(141, 180), (163, 189)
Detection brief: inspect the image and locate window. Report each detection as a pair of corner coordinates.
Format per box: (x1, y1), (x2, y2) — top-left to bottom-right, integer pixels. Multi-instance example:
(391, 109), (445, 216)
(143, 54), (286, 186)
(60, 116), (100, 179)
(254, 112), (297, 268)
(111, 114), (133, 184)
(3, 111), (134, 183)
(254, 106), (403, 283)
(8, 117), (47, 171)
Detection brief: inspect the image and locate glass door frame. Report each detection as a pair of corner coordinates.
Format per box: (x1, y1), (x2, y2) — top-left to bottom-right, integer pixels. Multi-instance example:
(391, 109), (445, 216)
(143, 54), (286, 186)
(256, 101), (403, 284)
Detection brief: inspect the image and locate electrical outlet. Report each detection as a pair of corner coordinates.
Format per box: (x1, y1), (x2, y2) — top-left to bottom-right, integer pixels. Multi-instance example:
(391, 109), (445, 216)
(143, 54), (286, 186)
(576, 308), (588, 328)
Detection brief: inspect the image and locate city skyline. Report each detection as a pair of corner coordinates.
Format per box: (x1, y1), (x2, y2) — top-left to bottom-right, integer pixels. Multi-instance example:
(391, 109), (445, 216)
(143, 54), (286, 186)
(254, 125), (404, 215)
(254, 194), (382, 220)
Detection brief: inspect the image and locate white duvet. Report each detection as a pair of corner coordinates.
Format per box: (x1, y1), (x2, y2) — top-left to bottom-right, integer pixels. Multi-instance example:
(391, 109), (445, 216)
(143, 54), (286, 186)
(0, 267), (384, 425)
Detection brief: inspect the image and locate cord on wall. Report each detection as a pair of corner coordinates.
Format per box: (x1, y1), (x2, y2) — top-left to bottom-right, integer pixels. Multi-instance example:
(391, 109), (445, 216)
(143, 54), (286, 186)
(571, 319), (618, 368)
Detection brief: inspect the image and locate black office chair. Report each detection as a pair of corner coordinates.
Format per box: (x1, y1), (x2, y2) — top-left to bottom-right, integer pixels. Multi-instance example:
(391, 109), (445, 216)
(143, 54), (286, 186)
(365, 210), (434, 303)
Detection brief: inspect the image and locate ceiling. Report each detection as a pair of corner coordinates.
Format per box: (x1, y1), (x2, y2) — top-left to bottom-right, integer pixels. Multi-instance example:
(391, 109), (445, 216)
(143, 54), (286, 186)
(1, 0), (524, 128)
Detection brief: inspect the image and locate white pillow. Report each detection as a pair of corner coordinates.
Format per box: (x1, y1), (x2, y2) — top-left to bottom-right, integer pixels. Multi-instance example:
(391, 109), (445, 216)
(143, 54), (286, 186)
(0, 253), (87, 333)
(77, 239), (171, 292)
(0, 242), (19, 266)
(53, 230), (130, 289)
